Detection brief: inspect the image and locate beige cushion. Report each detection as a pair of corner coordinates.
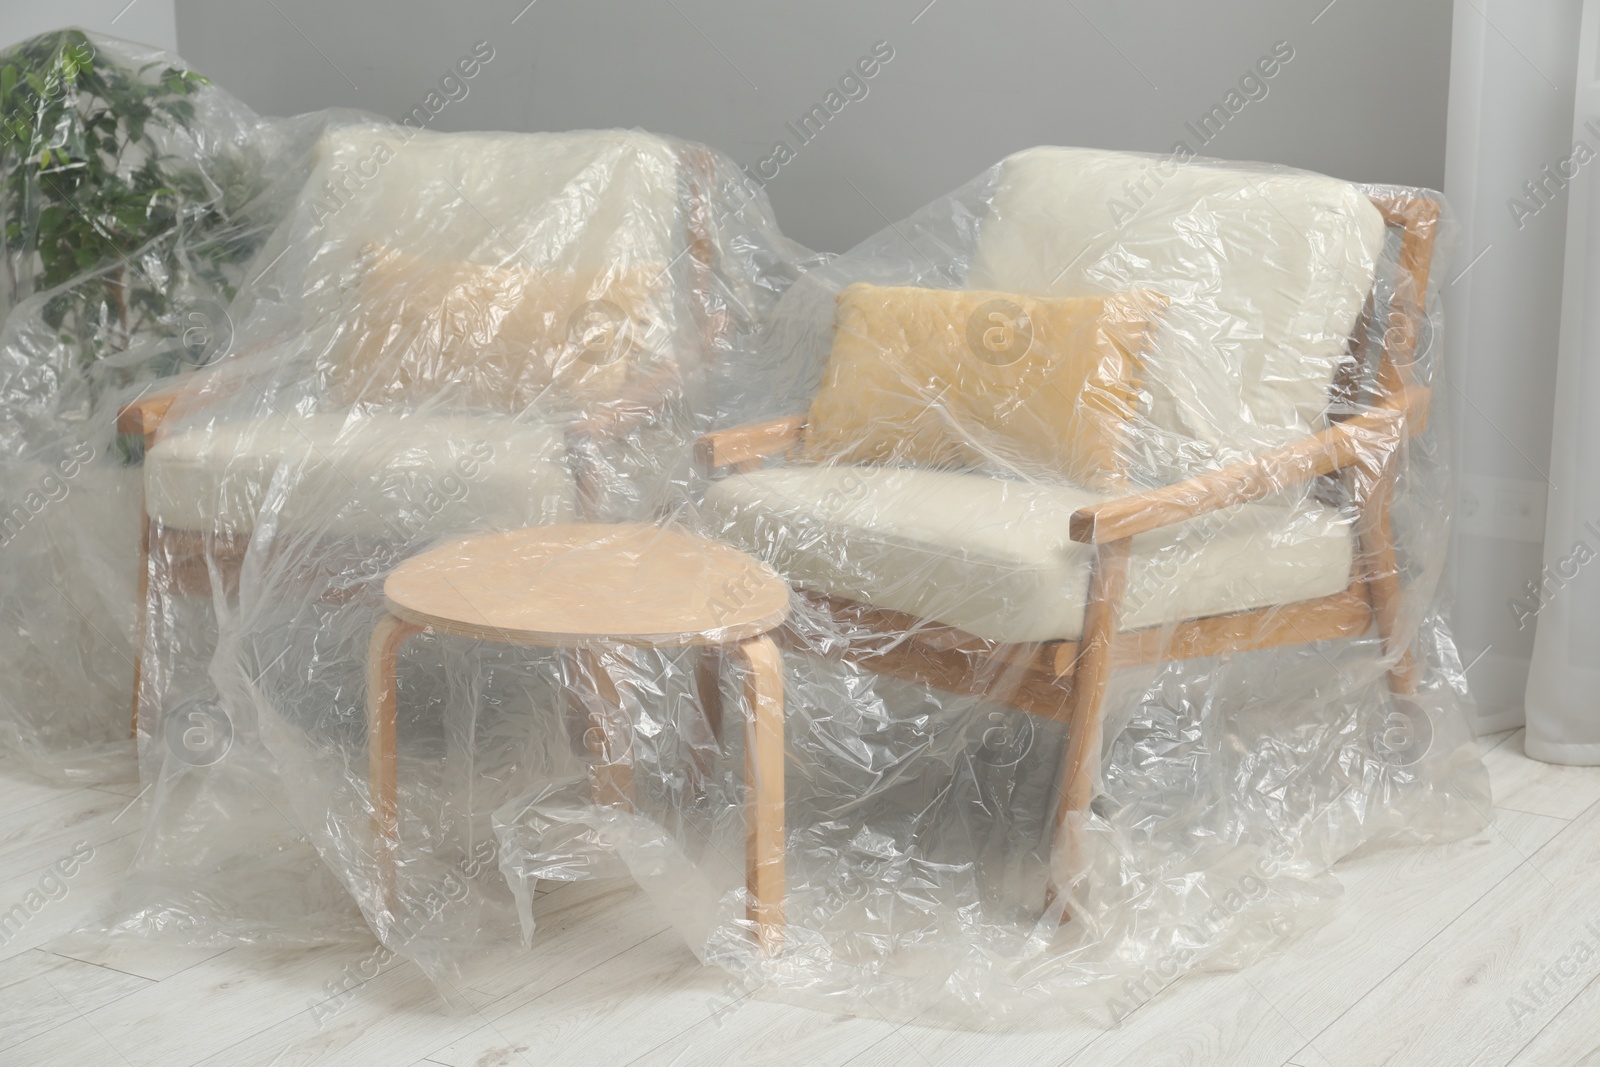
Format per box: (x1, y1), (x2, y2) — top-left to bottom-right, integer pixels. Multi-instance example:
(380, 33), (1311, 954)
(146, 414), (575, 538)
(702, 465), (1352, 644)
(969, 147), (1387, 468)
(802, 285), (1160, 492)
(332, 246), (666, 410)
(252, 126), (686, 408)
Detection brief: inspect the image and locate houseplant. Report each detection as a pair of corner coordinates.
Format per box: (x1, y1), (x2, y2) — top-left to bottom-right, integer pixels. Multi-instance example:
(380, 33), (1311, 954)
(0, 28), (272, 389)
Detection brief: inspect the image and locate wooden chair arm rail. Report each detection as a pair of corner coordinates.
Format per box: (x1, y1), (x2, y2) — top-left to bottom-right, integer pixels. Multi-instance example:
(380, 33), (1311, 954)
(1069, 385), (1431, 545)
(116, 382), (188, 437)
(115, 351), (275, 439)
(697, 416), (807, 472)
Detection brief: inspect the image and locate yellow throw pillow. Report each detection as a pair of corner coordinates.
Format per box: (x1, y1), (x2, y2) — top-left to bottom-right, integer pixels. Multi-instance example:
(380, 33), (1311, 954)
(330, 246), (665, 411)
(803, 284), (1162, 491)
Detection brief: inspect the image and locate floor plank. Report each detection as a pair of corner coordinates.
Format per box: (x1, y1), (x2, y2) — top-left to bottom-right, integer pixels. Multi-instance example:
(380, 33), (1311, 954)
(1505, 972), (1600, 1066)
(0, 784), (134, 882)
(44, 927), (231, 982)
(850, 809), (1566, 1067)
(1302, 799), (1600, 1066)
(426, 929), (720, 1067)
(0, 832), (138, 962)
(849, 1014), (1096, 1067)
(1477, 729), (1518, 756)
(0, 949), (151, 1054)
(634, 995), (900, 1066)
(455, 879), (668, 1008)
(1481, 730), (1600, 820)
(0, 762), (83, 815)
(1, 712), (1598, 1066)
(0, 943), (376, 1066)
(1060, 972), (1327, 1067)
(1101, 809), (1568, 1067)
(187, 880), (674, 1067)
(186, 956), (483, 1067)
(88, 780), (147, 800)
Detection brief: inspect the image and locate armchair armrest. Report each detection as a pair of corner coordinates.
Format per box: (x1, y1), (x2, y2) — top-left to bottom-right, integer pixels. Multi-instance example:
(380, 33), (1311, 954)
(117, 379), (192, 438)
(116, 353), (271, 440)
(1069, 385), (1430, 544)
(697, 416), (807, 473)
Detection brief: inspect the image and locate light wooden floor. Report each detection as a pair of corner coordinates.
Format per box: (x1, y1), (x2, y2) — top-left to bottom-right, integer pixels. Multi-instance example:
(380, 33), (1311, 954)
(2, 727), (1599, 1067)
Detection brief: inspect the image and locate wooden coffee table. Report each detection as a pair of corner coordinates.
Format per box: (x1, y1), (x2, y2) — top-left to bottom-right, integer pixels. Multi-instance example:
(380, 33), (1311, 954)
(365, 523), (790, 952)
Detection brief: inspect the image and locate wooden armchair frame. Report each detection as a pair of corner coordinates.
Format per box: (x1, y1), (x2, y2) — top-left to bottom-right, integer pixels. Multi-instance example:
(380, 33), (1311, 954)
(118, 144), (732, 736)
(697, 191), (1439, 904)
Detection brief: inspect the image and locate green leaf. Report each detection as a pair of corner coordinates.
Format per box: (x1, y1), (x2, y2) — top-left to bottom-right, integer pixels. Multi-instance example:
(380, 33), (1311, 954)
(0, 30), (265, 387)
(160, 99), (195, 125)
(42, 293), (69, 328)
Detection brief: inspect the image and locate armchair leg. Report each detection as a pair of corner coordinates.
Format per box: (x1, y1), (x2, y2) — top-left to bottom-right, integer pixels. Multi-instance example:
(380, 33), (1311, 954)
(131, 515), (154, 739)
(1048, 537), (1131, 916)
(1359, 467), (1418, 696)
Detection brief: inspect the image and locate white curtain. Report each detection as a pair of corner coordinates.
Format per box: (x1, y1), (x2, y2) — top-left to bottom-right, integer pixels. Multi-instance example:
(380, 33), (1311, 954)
(1525, 0), (1600, 764)
(1444, 0), (1583, 742)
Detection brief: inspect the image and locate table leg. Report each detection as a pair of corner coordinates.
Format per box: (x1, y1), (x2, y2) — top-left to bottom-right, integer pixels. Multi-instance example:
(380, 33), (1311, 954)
(686, 647), (726, 799)
(732, 634), (785, 954)
(576, 646), (634, 811)
(696, 646), (725, 744)
(367, 613), (421, 917)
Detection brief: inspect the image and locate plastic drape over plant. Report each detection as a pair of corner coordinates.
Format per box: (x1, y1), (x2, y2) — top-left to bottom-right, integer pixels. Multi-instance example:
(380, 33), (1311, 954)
(0, 30), (326, 781)
(138, 134), (1488, 1021)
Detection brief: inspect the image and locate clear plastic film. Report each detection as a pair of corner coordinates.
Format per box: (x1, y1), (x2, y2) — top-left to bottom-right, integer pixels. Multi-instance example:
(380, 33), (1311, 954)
(0, 30), (327, 782)
(503, 149), (1490, 1021)
(113, 121), (810, 949)
(116, 137), (1484, 1019)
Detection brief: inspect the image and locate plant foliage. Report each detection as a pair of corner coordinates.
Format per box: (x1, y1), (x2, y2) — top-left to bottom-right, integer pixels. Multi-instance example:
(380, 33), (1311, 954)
(0, 29), (269, 385)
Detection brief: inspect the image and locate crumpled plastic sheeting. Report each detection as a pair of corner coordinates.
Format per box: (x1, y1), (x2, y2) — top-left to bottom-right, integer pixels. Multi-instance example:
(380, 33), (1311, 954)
(0, 31), (327, 783)
(113, 130), (1485, 1021)
(110, 121), (810, 947)
(493, 150), (1490, 1022)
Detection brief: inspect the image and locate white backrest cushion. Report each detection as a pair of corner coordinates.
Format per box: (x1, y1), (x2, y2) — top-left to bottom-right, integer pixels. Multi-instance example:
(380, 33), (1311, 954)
(306, 125), (682, 276)
(969, 147), (1387, 461)
(256, 126), (687, 407)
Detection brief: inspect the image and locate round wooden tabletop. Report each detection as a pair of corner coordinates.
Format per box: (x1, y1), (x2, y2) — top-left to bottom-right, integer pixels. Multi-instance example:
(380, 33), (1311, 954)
(383, 523), (790, 648)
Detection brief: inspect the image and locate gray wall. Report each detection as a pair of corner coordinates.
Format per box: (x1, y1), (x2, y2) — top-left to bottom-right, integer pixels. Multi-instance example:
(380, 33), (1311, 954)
(2, 0), (175, 52)
(175, 0), (1452, 252)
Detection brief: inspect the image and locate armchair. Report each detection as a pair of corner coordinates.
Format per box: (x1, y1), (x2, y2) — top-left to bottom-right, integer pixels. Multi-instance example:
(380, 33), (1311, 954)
(119, 127), (732, 735)
(698, 151), (1440, 910)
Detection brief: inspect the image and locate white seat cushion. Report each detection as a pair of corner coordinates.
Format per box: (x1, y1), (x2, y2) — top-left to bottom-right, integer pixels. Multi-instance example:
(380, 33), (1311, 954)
(146, 414), (575, 538)
(969, 147), (1387, 468)
(702, 466), (1353, 644)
